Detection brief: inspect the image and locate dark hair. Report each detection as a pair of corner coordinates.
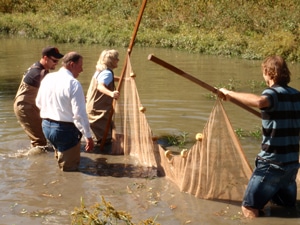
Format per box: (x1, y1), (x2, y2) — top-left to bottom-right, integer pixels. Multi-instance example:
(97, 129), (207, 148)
(62, 52), (82, 66)
(261, 55), (291, 85)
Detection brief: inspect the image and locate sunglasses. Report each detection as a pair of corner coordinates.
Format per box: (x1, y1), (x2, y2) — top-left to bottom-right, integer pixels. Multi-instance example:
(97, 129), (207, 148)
(48, 57), (59, 63)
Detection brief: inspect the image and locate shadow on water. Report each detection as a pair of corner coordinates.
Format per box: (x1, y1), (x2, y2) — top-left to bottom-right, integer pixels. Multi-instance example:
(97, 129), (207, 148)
(79, 155), (158, 178)
(79, 144), (159, 178)
(262, 201), (300, 218)
(213, 199), (300, 218)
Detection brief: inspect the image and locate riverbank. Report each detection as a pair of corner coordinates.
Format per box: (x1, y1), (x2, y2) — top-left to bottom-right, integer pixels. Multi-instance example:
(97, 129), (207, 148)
(1, 0), (300, 62)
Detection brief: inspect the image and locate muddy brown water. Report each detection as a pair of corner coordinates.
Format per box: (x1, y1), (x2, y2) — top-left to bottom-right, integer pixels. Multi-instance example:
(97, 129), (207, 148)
(1, 38), (300, 224)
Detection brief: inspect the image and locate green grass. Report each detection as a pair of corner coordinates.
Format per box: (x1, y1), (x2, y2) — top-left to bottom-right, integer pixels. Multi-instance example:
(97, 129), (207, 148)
(1, 0), (300, 62)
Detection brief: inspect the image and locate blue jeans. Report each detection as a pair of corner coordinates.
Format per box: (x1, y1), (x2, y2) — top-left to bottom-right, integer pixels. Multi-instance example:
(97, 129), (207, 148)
(242, 158), (299, 210)
(42, 119), (82, 152)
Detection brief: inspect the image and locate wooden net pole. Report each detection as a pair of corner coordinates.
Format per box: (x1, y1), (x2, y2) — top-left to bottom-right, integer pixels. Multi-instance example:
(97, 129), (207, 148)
(99, 0), (148, 151)
(148, 54), (261, 118)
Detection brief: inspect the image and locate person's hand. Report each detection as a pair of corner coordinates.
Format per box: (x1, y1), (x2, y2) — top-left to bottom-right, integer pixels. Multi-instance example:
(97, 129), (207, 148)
(218, 88), (230, 101)
(85, 137), (94, 152)
(111, 90), (120, 99)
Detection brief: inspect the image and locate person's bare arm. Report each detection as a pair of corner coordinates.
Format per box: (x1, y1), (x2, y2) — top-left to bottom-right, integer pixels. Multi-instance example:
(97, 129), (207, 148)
(219, 88), (270, 109)
(84, 137), (94, 152)
(97, 82), (120, 99)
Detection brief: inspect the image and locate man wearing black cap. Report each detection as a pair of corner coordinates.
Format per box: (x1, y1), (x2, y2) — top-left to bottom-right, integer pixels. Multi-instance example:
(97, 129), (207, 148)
(14, 46), (64, 153)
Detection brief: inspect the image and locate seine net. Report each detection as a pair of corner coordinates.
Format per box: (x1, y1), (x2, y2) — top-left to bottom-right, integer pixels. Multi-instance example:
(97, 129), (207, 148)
(111, 55), (254, 202)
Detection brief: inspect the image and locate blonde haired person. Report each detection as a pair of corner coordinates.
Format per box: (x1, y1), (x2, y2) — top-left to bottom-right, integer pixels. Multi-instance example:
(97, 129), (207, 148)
(219, 55), (300, 218)
(86, 49), (120, 150)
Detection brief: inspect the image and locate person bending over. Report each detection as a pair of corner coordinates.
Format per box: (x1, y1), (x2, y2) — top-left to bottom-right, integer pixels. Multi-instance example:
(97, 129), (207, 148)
(219, 55), (300, 218)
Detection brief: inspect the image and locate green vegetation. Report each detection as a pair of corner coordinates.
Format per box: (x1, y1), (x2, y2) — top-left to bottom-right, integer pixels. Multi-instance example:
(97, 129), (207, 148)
(1, 0), (300, 62)
(235, 126), (262, 139)
(156, 131), (191, 150)
(71, 196), (160, 225)
(162, 131), (190, 149)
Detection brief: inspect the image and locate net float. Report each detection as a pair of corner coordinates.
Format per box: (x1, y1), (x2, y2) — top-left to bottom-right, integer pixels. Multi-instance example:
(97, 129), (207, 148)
(164, 150), (173, 159)
(195, 133), (203, 141)
(139, 106), (146, 113)
(152, 136), (158, 141)
(180, 149), (188, 158)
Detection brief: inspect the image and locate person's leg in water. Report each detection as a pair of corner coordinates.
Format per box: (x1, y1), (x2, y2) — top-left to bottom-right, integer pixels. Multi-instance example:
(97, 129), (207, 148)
(42, 119), (82, 171)
(14, 102), (48, 150)
(242, 160), (286, 218)
(56, 142), (81, 171)
(242, 206), (259, 218)
(271, 165), (298, 207)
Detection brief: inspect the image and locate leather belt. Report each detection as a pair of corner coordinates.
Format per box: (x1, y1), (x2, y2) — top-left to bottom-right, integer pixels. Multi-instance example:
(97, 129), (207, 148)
(44, 118), (73, 125)
(256, 156), (299, 166)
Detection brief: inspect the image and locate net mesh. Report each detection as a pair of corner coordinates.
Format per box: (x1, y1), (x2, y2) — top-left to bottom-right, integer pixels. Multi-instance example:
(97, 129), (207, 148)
(110, 55), (254, 201)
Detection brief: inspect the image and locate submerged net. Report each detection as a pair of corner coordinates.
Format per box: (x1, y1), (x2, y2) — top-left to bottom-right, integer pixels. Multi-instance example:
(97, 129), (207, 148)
(111, 55), (253, 202)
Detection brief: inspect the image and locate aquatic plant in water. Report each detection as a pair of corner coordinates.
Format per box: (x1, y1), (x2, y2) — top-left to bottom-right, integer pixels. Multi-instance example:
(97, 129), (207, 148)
(71, 196), (160, 225)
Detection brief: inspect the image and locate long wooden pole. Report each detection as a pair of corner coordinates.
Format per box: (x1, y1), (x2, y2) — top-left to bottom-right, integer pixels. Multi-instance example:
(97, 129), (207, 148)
(99, 0), (148, 151)
(148, 54), (261, 118)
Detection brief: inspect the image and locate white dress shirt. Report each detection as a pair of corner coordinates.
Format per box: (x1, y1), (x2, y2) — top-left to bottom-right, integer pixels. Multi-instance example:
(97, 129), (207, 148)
(36, 67), (92, 138)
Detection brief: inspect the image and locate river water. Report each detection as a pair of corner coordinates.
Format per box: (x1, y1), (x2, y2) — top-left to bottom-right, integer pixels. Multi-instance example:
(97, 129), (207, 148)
(1, 38), (300, 224)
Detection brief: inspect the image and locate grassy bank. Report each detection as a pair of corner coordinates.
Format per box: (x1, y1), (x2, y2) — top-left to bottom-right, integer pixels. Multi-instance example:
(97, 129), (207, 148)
(1, 0), (300, 62)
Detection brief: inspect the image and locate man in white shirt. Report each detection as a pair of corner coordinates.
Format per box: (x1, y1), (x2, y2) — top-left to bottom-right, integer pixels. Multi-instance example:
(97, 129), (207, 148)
(36, 52), (94, 171)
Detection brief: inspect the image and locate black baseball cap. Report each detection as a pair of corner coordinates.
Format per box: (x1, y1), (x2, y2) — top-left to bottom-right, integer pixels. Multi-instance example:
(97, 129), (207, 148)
(42, 46), (64, 59)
